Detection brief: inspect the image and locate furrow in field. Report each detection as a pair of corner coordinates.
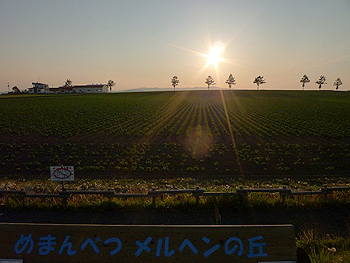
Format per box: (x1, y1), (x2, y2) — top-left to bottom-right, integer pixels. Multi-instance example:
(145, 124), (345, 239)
(174, 100), (197, 136)
(202, 98), (213, 137)
(143, 92), (192, 137)
(205, 98), (230, 137)
(156, 99), (194, 136)
(226, 105), (281, 137)
(185, 98), (201, 138)
(164, 101), (195, 135)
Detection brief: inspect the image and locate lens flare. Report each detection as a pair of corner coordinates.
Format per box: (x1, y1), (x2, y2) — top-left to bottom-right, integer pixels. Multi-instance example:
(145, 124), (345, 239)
(205, 41), (225, 68)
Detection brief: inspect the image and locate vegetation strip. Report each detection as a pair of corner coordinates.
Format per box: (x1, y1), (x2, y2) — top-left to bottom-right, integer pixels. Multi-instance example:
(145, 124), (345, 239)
(1, 185), (350, 210)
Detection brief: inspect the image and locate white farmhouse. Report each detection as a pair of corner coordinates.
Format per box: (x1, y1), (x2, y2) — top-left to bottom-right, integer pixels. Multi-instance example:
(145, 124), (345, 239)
(28, 82), (50, 94)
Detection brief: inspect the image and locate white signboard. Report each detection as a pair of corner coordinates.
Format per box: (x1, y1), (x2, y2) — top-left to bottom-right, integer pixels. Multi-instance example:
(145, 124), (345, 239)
(50, 166), (74, 181)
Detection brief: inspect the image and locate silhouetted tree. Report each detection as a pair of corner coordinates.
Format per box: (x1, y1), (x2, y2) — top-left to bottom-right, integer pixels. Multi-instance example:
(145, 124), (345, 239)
(315, 75), (326, 90)
(64, 79), (72, 87)
(333, 78), (342, 91)
(12, 86), (20, 94)
(225, 74), (236, 89)
(107, 79), (115, 93)
(171, 76), (180, 91)
(205, 76), (215, 90)
(253, 76), (266, 90)
(300, 74), (310, 90)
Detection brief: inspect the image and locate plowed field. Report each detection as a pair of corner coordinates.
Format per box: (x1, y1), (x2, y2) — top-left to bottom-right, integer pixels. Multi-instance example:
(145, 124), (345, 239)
(1, 90), (349, 177)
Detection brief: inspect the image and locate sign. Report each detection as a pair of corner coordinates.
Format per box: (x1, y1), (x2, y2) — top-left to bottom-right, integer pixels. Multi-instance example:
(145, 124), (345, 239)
(0, 260), (23, 263)
(0, 223), (297, 263)
(50, 166), (74, 181)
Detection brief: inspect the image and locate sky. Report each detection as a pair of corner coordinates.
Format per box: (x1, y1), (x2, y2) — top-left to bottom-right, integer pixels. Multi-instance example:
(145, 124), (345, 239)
(1, 0), (350, 92)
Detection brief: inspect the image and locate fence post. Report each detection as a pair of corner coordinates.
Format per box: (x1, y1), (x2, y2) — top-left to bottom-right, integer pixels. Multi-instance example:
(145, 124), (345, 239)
(61, 189), (67, 208)
(107, 188), (112, 202)
(150, 188), (156, 206)
(322, 184), (331, 201)
(281, 185), (286, 204)
(195, 186), (200, 205)
(20, 189), (25, 206)
(237, 185), (247, 202)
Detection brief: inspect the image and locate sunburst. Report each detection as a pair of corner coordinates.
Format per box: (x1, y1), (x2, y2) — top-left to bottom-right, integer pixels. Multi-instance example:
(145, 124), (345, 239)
(204, 41), (225, 69)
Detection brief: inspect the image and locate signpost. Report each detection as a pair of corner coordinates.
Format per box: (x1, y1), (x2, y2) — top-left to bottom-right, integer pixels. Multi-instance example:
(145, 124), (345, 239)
(50, 166), (74, 181)
(50, 166), (74, 191)
(0, 223), (297, 263)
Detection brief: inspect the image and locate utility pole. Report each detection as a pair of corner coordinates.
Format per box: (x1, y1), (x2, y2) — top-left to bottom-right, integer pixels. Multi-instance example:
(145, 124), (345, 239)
(7, 82), (9, 94)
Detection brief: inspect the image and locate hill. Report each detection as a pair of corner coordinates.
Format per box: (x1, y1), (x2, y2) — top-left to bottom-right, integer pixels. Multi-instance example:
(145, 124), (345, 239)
(0, 90), (349, 178)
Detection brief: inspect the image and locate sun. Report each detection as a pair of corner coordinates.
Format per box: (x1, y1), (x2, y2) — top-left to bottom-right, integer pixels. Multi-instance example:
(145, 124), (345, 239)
(205, 41), (225, 67)
(205, 47), (223, 66)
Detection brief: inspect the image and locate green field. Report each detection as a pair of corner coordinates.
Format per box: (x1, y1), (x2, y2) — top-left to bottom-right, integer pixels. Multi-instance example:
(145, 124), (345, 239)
(1, 90), (350, 263)
(0, 90), (349, 178)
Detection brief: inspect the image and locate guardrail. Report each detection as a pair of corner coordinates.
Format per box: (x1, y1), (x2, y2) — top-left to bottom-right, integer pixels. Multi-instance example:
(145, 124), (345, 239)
(0, 185), (349, 205)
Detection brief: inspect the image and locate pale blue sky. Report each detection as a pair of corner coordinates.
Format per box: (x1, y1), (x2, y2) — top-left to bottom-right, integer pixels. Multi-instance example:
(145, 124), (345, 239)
(1, 0), (349, 92)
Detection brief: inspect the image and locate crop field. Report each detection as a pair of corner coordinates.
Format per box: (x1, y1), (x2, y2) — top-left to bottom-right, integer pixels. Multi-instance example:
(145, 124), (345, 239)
(0, 90), (349, 178)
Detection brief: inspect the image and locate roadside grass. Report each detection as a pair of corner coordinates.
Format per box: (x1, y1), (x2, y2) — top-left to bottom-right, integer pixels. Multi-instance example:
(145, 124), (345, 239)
(297, 230), (350, 263)
(1, 178), (350, 211)
(1, 177), (349, 193)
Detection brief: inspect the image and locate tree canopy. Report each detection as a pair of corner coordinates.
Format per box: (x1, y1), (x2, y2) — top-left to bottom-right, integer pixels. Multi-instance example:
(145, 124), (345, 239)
(225, 74), (236, 89)
(107, 79), (116, 93)
(300, 74), (310, 90)
(253, 76), (266, 90)
(171, 76), (180, 91)
(205, 76), (215, 90)
(64, 79), (72, 87)
(333, 78), (342, 91)
(315, 75), (327, 90)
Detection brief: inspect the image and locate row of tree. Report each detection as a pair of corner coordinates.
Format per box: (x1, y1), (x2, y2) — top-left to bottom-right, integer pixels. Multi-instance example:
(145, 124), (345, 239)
(6, 75), (343, 94)
(300, 75), (342, 91)
(171, 75), (343, 91)
(204, 75), (266, 90)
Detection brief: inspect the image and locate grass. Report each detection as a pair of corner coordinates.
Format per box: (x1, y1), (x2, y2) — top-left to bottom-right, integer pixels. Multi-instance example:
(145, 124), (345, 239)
(1, 176), (349, 192)
(297, 230), (350, 263)
(1, 177), (350, 210)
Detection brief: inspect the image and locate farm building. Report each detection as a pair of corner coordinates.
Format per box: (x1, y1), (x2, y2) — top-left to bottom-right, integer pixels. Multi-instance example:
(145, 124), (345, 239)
(57, 85), (73, 93)
(28, 82), (50, 94)
(72, 84), (108, 93)
(28, 83), (109, 94)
